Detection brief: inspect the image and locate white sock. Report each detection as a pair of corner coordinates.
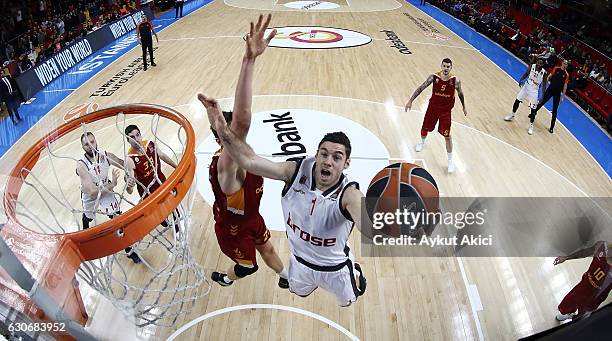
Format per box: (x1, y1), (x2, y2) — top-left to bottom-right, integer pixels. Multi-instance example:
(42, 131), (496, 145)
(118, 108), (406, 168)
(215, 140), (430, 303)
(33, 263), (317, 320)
(421, 137), (426, 144)
(448, 153), (453, 161)
(278, 268), (288, 279)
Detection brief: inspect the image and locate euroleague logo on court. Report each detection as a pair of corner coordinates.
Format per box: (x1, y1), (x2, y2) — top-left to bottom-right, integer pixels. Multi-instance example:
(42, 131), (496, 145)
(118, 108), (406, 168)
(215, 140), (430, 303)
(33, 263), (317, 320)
(284, 1), (340, 10)
(403, 13), (450, 41)
(63, 102), (99, 122)
(197, 109), (390, 231)
(263, 26), (371, 49)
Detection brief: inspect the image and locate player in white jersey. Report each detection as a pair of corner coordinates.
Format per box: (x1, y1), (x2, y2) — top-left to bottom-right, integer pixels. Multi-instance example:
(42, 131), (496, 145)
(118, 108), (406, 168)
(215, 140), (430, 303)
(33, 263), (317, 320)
(504, 58), (548, 131)
(77, 132), (141, 263)
(201, 97), (367, 306)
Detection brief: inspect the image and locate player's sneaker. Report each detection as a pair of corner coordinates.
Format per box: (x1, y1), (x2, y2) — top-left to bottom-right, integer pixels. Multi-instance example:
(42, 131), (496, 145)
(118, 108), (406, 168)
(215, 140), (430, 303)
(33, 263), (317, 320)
(504, 113), (515, 121)
(528, 123), (534, 135)
(278, 277), (289, 289)
(549, 127), (554, 134)
(211, 272), (234, 287)
(353, 262), (367, 296)
(555, 312), (576, 322)
(447, 159), (455, 173)
(415, 141), (425, 152)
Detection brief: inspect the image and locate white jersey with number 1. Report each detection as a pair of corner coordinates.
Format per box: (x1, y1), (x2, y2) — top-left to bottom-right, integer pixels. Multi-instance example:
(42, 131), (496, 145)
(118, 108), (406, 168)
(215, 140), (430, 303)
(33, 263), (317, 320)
(281, 156), (358, 266)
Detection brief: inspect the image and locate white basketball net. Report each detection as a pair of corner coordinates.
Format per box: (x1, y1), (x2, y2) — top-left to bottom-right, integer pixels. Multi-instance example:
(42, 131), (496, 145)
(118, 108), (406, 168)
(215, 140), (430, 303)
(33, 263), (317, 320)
(9, 110), (210, 327)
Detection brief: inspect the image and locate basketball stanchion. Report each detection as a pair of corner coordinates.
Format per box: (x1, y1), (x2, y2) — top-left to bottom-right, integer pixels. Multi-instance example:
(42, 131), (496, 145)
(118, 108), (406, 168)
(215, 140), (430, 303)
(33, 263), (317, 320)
(0, 225), (95, 340)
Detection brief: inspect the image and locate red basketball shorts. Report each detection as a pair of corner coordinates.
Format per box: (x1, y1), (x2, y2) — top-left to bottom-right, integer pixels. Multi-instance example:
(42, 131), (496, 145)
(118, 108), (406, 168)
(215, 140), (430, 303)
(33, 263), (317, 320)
(214, 214), (271, 266)
(421, 105), (452, 137)
(558, 279), (611, 315)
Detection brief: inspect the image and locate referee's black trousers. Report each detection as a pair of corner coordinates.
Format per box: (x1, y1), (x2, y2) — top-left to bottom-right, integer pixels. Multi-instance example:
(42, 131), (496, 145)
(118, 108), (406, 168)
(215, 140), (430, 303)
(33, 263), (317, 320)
(531, 87), (561, 129)
(142, 40), (154, 67)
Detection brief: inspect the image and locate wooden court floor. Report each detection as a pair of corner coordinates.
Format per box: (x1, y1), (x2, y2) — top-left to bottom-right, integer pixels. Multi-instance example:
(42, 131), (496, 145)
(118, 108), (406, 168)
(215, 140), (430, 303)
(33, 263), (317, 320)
(0, 1), (610, 340)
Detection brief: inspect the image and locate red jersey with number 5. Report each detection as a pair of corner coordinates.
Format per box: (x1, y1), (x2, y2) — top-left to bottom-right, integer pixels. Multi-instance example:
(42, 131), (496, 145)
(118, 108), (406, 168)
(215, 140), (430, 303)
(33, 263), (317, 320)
(429, 72), (456, 111)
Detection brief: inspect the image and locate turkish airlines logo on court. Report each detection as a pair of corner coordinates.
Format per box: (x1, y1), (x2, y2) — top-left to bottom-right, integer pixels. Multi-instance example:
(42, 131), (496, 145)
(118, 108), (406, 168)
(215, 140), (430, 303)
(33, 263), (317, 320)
(265, 26), (371, 49)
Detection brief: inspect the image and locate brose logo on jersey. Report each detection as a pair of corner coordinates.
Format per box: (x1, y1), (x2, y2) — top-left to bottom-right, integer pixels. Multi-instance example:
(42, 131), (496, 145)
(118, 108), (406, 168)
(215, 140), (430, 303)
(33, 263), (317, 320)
(286, 213), (336, 247)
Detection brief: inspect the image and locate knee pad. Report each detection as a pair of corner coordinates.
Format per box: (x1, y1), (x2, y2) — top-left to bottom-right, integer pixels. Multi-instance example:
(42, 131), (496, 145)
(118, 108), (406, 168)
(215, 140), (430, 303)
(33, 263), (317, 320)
(234, 264), (258, 278)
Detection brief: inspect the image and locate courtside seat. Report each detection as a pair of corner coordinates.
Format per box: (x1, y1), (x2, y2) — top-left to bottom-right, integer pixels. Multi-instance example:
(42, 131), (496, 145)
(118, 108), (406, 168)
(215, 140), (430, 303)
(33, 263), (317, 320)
(576, 81), (612, 123)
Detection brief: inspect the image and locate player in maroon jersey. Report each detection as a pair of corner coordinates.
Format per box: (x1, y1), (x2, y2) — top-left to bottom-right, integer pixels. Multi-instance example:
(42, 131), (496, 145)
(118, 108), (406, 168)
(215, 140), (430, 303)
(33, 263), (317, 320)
(554, 241), (612, 322)
(124, 124), (177, 199)
(200, 14), (288, 288)
(405, 58), (467, 173)
(124, 124), (181, 232)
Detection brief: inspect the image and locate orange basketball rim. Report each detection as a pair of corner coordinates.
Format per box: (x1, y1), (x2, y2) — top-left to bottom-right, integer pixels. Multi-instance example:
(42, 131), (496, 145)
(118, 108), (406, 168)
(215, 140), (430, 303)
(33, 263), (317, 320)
(0, 104), (196, 335)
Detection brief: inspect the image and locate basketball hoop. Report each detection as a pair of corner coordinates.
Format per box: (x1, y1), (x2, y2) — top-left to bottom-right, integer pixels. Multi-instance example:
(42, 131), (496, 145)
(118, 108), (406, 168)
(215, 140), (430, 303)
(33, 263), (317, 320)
(0, 104), (210, 336)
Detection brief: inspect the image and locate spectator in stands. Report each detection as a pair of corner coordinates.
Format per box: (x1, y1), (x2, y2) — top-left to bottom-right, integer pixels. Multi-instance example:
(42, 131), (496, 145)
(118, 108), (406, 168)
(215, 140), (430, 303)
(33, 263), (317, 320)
(452, 2), (464, 15)
(568, 69), (588, 91)
(589, 66), (601, 80)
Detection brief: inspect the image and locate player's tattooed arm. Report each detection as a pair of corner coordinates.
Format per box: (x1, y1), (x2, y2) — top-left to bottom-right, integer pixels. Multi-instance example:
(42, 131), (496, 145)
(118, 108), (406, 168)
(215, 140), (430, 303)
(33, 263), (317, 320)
(553, 241), (607, 265)
(405, 74), (434, 112)
(199, 93), (296, 182)
(456, 78), (467, 116)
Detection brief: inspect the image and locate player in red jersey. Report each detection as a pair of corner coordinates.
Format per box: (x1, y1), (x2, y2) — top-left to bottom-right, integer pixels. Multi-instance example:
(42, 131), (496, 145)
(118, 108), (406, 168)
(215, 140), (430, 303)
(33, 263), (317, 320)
(201, 14), (288, 288)
(124, 124), (177, 198)
(405, 58), (467, 173)
(554, 241), (612, 322)
(124, 124), (180, 232)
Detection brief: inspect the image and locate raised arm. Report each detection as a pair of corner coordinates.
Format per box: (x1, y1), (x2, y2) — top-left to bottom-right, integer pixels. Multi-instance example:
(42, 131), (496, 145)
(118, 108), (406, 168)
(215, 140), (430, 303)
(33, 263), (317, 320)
(200, 94), (295, 182)
(405, 74), (435, 112)
(456, 78), (467, 116)
(231, 14), (276, 140)
(554, 241), (609, 265)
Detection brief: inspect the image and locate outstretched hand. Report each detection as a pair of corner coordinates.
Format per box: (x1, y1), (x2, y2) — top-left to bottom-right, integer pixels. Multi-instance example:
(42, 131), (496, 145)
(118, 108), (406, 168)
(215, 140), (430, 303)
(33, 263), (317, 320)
(246, 14), (277, 60)
(198, 93), (227, 133)
(553, 256), (568, 265)
(404, 101), (412, 112)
